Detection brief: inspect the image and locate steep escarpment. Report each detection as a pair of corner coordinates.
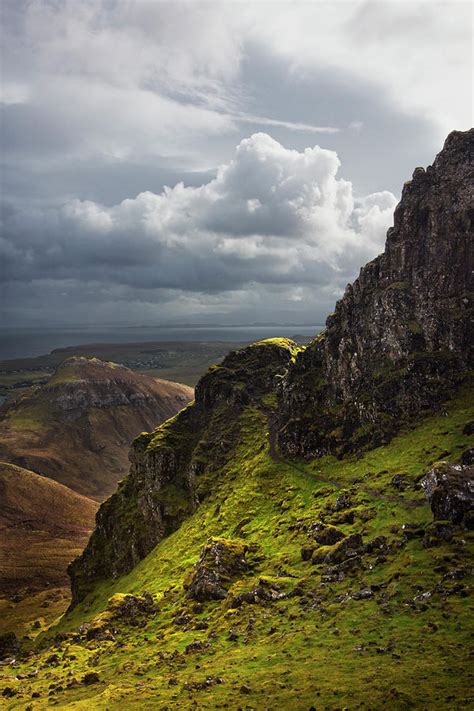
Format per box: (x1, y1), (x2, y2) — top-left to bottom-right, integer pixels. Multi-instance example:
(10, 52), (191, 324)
(69, 340), (299, 604)
(0, 357), (193, 499)
(278, 129), (473, 457)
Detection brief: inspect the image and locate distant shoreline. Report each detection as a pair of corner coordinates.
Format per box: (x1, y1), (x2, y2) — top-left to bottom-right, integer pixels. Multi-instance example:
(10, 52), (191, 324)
(0, 325), (323, 362)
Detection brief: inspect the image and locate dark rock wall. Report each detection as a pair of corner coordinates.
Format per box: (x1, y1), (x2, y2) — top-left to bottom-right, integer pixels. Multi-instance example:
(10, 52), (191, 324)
(278, 129), (473, 458)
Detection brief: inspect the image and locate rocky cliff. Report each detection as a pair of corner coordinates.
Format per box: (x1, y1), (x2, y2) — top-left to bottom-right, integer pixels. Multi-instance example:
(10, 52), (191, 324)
(278, 129), (473, 457)
(69, 129), (473, 605)
(69, 340), (298, 604)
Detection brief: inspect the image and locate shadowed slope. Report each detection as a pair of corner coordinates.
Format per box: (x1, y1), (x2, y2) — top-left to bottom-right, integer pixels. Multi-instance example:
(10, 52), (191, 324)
(0, 462), (98, 595)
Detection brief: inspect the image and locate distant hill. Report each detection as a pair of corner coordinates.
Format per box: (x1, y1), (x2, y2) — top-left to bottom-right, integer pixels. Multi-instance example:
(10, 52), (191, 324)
(0, 357), (193, 500)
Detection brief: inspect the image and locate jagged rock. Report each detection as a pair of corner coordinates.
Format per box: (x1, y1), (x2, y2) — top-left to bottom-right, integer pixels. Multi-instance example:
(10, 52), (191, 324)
(331, 493), (352, 512)
(423, 521), (456, 547)
(110, 592), (157, 623)
(0, 632), (20, 660)
(278, 129), (473, 458)
(184, 538), (248, 601)
(352, 588), (373, 600)
(82, 672), (100, 685)
(230, 580), (285, 607)
(421, 462), (474, 526)
(185, 641), (210, 654)
(195, 339), (297, 409)
(301, 546), (314, 562)
(391, 474), (409, 491)
(2, 688), (17, 698)
(85, 626), (114, 641)
(184, 676), (224, 691)
(363, 536), (389, 554)
(401, 523), (425, 540)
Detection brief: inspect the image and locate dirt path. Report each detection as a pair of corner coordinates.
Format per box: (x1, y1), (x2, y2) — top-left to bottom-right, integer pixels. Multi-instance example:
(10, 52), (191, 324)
(265, 408), (424, 509)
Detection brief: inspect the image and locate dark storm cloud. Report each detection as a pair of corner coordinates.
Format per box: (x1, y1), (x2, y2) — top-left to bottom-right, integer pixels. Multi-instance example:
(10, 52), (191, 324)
(1, 133), (397, 325)
(0, 1), (471, 326)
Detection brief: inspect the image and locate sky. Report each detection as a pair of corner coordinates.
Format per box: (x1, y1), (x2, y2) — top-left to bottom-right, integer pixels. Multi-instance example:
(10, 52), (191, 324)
(1, 0), (472, 327)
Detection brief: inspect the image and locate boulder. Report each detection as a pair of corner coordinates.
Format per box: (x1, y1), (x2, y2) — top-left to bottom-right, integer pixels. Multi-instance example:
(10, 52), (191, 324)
(421, 462), (474, 526)
(184, 538), (248, 601)
(106, 592), (157, 627)
(308, 522), (345, 546)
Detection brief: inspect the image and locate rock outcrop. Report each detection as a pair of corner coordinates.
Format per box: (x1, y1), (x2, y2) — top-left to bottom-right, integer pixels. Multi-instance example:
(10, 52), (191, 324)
(69, 340), (298, 604)
(184, 538), (249, 601)
(278, 129), (473, 457)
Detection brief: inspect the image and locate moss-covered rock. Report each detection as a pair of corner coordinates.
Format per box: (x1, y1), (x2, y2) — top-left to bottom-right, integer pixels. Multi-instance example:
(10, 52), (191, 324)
(184, 537), (249, 601)
(69, 340), (295, 605)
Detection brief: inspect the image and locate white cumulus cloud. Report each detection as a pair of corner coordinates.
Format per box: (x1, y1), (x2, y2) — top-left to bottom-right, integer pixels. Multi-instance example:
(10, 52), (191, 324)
(3, 133), (396, 309)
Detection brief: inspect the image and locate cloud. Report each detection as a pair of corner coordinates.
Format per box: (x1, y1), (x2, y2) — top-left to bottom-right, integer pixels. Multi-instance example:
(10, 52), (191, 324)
(231, 111), (339, 135)
(1, 0), (467, 327)
(1, 133), (396, 324)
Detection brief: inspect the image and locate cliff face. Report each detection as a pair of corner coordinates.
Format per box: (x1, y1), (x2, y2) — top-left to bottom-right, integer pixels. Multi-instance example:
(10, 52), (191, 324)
(278, 129), (473, 457)
(69, 129), (473, 605)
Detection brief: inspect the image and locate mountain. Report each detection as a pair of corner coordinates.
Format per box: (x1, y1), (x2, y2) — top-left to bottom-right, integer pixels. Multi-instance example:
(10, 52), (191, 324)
(1, 130), (472, 708)
(0, 357), (194, 500)
(69, 129), (473, 602)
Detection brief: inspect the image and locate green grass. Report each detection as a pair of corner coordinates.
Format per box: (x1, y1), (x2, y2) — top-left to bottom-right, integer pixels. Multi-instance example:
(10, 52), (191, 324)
(3, 384), (473, 709)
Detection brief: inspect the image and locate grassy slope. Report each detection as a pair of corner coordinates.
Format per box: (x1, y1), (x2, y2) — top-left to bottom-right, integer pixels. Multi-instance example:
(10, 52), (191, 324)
(2, 382), (473, 709)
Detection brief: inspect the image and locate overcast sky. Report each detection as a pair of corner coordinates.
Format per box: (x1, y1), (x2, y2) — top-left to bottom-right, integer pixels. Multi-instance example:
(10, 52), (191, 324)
(1, 0), (472, 327)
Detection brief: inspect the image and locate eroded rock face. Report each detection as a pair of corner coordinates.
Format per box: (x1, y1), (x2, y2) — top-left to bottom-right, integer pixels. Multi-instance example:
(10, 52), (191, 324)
(184, 538), (249, 601)
(421, 462), (474, 526)
(278, 129), (473, 457)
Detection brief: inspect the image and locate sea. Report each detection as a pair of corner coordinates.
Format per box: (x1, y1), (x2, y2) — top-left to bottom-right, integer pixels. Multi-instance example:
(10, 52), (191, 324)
(0, 325), (323, 361)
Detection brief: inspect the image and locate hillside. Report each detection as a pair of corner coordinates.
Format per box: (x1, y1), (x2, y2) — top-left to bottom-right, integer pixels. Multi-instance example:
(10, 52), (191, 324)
(0, 462), (98, 637)
(0, 357), (193, 500)
(0, 131), (472, 709)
